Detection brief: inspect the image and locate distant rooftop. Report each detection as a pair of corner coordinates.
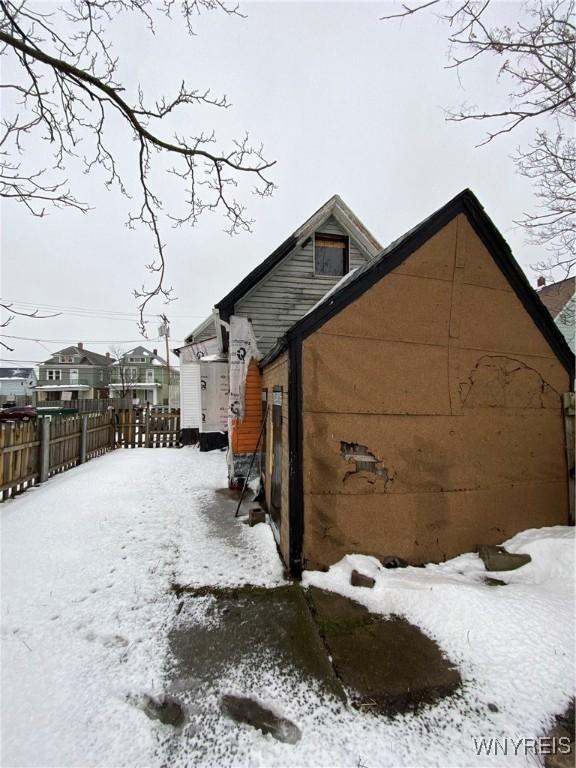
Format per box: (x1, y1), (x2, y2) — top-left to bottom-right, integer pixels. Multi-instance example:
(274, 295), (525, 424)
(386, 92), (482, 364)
(537, 276), (575, 319)
(0, 367), (35, 380)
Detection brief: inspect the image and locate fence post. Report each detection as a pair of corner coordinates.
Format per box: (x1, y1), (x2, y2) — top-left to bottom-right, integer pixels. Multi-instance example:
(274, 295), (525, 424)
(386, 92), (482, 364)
(39, 417), (50, 483)
(80, 415), (88, 464)
(145, 409), (151, 448)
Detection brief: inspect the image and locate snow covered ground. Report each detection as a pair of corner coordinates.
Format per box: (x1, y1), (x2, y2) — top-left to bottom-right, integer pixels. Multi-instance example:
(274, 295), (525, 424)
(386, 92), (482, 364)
(1, 448), (283, 768)
(303, 527), (575, 766)
(1, 447), (574, 768)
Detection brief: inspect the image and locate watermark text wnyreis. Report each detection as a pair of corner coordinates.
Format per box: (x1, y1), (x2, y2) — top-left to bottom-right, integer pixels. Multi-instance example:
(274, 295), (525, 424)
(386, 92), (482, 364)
(473, 737), (572, 757)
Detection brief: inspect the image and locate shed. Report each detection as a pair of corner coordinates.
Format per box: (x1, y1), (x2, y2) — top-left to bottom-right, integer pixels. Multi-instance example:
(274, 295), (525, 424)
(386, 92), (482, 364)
(260, 190), (575, 576)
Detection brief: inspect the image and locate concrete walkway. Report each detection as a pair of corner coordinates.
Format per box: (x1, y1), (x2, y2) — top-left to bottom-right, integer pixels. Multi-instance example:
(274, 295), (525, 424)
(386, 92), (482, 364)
(164, 557), (461, 753)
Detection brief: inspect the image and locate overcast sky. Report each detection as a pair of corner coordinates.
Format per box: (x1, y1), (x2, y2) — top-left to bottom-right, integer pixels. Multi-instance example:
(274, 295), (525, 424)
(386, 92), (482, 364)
(1, 1), (548, 369)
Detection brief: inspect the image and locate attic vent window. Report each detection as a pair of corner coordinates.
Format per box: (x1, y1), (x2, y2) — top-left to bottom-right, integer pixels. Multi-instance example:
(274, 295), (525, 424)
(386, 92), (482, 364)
(314, 234), (348, 277)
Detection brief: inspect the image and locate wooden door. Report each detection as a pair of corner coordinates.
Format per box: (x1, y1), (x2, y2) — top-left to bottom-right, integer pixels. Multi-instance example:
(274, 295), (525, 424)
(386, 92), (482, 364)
(270, 386), (283, 531)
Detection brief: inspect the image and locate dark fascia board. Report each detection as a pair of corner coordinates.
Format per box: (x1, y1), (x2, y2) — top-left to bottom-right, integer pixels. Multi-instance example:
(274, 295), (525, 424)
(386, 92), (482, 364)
(215, 196), (382, 322)
(287, 337), (304, 578)
(215, 234), (298, 322)
(262, 189), (574, 383)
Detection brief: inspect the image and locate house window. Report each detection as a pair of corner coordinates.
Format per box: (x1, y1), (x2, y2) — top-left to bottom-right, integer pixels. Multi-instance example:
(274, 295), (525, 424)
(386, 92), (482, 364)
(47, 370), (62, 381)
(70, 369), (79, 384)
(314, 234), (349, 277)
(129, 357), (145, 363)
(146, 369), (155, 383)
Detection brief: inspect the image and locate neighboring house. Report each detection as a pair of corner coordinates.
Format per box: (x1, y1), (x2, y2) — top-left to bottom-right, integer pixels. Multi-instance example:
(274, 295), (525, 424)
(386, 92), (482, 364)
(109, 346), (179, 406)
(0, 367), (38, 400)
(178, 194), (382, 469)
(35, 344), (113, 401)
(537, 276), (575, 353)
(260, 189), (574, 576)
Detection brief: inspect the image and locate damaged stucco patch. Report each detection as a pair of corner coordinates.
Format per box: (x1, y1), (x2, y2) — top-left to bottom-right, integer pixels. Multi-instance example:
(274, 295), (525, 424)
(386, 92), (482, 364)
(340, 441), (394, 487)
(459, 356), (560, 409)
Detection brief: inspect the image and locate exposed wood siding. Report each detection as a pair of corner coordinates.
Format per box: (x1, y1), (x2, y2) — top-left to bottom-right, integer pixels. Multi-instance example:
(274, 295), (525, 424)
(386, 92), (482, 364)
(231, 361), (263, 454)
(235, 216), (372, 354)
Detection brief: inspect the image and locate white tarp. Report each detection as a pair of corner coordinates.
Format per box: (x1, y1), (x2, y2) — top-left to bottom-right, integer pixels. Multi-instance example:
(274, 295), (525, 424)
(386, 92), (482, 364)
(180, 337), (218, 364)
(228, 315), (261, 423)
(200, 361), (229, 433)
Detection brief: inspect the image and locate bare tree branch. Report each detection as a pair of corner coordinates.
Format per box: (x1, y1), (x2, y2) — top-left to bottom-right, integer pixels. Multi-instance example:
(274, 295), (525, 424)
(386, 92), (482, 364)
(0, 0), (276, 331)
(0, 301), (61, 350)
(382, 0), (575, 277)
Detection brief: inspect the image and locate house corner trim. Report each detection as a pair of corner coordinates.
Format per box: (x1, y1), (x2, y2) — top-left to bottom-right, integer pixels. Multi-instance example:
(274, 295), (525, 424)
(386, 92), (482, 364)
(288, 336), (304, 578)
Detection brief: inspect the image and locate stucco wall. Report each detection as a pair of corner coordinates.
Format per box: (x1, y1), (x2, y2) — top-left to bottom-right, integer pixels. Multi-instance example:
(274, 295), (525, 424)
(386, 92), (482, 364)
(261, 352), (290, 565)
(301, 214), (571, 570)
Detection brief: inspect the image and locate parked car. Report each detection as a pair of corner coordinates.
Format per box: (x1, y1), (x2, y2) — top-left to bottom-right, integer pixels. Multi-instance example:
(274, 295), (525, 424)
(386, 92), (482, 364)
(0, 405), (38, 422)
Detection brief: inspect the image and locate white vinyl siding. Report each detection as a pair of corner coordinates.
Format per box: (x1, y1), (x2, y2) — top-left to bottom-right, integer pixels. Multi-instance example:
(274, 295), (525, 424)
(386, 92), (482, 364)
(180, 363), (202, 428)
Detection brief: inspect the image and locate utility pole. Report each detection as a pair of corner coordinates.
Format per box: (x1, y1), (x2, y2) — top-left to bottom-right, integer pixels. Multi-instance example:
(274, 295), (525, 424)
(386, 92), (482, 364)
(158, 314), (171, 387)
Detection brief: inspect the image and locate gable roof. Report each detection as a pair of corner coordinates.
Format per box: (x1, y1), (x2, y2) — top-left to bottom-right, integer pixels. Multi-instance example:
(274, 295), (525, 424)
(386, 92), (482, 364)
(538, 277), (575, 319)
(116, 346), (167, 365)
(42, 345), (113, 367)
(0, 367), (35, 379)
(214, 194), (382, 321)
(262, 189), (575, 381)
(184, 315), (216, 345)
(123, 345), (152, 357)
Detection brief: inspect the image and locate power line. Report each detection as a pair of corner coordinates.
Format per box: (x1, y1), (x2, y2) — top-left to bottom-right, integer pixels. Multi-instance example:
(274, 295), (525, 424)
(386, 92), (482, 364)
(0, 359), (47, 364)
(0, 297), (207, 320)
(2, 334), (186, 344)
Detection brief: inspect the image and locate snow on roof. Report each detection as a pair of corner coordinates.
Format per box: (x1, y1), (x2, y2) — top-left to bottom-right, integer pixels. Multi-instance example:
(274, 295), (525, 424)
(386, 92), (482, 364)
(305, 268), (359, 316)
(34, 384), (91, 390)
(0, 367), (35, 379)
(109, 382), (161, 388)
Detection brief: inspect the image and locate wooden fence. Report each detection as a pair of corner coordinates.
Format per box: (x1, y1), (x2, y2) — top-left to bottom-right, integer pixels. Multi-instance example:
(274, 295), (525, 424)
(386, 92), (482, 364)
(115, 408), (180, 448)
(0, 420), (41, 500)
(0, 408), (180, 501)
(0, 395), (136, 411)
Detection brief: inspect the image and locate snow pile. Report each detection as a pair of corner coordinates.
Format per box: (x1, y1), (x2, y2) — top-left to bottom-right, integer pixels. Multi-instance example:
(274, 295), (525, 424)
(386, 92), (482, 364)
(502, 525), (574, 585)
(303, 526), (575, 761)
